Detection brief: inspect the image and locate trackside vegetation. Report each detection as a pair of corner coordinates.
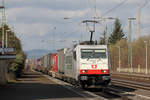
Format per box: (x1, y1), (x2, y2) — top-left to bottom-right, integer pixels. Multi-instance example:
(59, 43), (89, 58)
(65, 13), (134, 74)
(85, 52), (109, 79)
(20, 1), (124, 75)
(99, 19), (150, 74)
(0, 25), (26, 78)
(109, 37), (150, 73)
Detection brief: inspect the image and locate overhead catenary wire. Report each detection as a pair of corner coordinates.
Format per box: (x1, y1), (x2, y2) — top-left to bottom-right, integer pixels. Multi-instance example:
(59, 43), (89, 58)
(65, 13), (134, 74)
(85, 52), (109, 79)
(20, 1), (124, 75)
(102, 0), (128, 17)
(94, 0), (99, 18)
(141, 25), (150, 32)
(140, 0), (150, 9)
(86, 0), (94, 19)
(91, 0), (129, 38)
(137, 0), (150, 38)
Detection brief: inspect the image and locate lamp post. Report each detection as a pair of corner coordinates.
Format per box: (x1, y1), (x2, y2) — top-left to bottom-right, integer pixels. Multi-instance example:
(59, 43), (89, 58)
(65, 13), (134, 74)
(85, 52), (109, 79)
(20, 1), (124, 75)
(131, 46), (133, 73)
(0, 0), (6, 55)
(144, 41), (148, 74)
(117, 46), (121, 72)
(6, 30), (10, 48)
(128, 18), (136, 73)
(1, 25), (5, 54)
(2, 25), (4, 48)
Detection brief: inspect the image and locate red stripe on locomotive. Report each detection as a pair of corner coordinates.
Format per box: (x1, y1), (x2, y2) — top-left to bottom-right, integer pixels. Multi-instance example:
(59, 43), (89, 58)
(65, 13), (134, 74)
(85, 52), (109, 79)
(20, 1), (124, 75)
(80, 69), (109, 74)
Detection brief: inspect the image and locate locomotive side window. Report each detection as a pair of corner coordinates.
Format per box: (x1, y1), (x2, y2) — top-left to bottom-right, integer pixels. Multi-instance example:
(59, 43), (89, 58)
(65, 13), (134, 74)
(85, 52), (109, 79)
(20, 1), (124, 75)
(65, 56), (73, 69)
(73, 51), (76, 60)
(66, 56), (72, 64)
(81, 49), (106, 59)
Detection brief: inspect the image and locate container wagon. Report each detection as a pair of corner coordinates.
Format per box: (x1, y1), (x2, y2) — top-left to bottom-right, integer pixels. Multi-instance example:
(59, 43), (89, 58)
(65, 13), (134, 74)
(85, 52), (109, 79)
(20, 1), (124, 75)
(45, 53), (52, 75)
(49, 53), (58, 77)
(39, 57), (45, 72)
(36, 58), (41, 71)
(32, 45), (111, 88)
(43, 54), (49, 74)
(57, 48), (68, 79)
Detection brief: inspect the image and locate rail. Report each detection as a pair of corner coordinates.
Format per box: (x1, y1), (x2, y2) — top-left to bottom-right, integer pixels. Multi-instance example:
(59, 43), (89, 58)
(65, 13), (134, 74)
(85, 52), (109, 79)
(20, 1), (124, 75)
(111, 78), (150, 90)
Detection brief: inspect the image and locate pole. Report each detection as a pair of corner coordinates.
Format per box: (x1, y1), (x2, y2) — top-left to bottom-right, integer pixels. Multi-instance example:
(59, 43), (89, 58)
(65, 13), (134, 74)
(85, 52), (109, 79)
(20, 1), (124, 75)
(128, 20), (132, 44)
(128, 19), (131, 71)
(6, 30), (7, 48)
(131, 46), (133, 73)
(137, 6), (141, 39)
(81, 31), (83, 42)
(118, 46), (121, 72)
(2, 26), (4, 54)
(6, 30), (10, 48)
(145, 41), (148, 74)
(2, 26), (4, 48)
(1, 0), (6, 54)
(128, 18), (136, 73)
(2, 0), (6, 24)
(104, 25), (108, 45)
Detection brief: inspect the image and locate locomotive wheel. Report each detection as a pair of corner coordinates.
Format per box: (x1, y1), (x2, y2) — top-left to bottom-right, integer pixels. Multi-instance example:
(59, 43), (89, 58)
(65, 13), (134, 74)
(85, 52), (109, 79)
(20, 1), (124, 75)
(81, 84), (85, 88)
(52, 73), (55, 78)
(81, 83), (87, 89)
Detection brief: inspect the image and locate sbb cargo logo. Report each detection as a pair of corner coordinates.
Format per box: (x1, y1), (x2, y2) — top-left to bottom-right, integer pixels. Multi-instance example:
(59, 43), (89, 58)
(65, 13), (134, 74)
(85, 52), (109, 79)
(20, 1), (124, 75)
(91, 65), (97, 69)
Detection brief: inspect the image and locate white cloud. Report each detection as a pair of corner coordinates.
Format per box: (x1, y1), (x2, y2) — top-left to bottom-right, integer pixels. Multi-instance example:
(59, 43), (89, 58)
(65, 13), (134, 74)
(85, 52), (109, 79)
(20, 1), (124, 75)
(3, 0), (150, 51)
(15, 23), (51, 36)
(6, 7), (90, 23)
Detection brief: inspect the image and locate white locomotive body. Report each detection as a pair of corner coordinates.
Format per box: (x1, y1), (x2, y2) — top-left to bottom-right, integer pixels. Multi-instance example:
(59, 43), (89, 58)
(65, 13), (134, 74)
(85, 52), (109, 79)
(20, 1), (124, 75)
(64, 45), (111, 87)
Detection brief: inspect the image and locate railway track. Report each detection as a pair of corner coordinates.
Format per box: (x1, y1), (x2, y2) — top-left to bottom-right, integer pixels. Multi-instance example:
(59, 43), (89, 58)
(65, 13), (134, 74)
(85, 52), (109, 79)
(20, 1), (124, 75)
(109, 79), (150, 100)
(111, 73), (150, 82)
(111, 79), (150, 90)
(42, 71), (150, 100)
(42, 72), (131, 100)
(72, 83), (133, 100)
(87, 87), (131, 100)
(86, 77), (150, 100)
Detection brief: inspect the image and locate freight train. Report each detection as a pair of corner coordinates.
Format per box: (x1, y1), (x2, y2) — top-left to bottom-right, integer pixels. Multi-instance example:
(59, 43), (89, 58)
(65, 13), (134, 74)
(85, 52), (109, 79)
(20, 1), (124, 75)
(29, 44), (111, 88)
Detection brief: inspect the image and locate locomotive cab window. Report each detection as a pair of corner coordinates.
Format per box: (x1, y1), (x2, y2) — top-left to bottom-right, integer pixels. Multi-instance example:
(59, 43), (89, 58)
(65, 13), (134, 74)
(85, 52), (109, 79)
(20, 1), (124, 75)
(81, 49), (106, 59)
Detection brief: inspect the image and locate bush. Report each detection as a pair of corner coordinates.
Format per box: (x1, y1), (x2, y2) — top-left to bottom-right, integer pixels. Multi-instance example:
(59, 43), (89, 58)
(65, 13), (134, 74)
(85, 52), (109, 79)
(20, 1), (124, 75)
(9, 52), (26, 77)
(109, 36), (150, 73)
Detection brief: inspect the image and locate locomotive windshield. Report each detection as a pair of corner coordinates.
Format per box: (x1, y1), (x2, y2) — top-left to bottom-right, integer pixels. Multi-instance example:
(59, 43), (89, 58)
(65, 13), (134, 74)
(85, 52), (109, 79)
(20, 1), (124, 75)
(81, 49), (106, 59)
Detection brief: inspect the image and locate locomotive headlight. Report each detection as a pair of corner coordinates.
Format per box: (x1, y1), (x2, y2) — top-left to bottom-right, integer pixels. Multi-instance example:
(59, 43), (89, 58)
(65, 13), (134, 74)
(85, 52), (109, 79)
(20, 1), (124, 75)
(82, 70), (88, 73)
(101, 70), (107, 73)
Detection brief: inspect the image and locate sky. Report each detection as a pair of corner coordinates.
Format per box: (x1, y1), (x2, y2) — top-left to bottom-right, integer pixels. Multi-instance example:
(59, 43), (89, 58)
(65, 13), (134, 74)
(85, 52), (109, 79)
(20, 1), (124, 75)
(4, 0), (150, 51)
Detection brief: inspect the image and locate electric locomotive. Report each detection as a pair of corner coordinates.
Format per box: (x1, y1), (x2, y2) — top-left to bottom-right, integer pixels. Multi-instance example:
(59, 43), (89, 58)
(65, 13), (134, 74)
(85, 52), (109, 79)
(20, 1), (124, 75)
(64, 45), (111, 88)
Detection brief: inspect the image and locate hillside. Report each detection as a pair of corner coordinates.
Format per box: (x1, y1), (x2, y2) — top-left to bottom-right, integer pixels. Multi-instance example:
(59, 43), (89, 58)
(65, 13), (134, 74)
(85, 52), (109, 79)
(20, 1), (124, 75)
(25, 49), (56, 58)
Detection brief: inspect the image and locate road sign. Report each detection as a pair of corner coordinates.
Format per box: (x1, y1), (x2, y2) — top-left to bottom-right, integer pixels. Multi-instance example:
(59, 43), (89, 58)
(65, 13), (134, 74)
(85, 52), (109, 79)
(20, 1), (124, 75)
(0, 48), (15, 53)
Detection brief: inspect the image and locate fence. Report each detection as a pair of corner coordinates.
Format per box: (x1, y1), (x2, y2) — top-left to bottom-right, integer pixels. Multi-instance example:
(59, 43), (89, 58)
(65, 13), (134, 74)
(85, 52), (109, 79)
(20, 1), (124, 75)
(109, 39), (150, 74)
(116, 67), (150, 74)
